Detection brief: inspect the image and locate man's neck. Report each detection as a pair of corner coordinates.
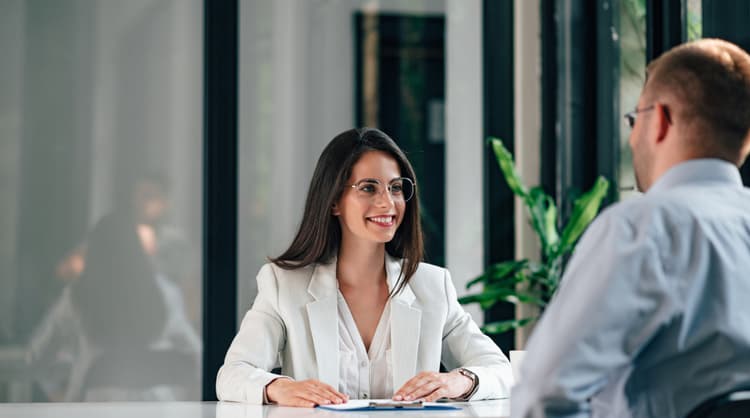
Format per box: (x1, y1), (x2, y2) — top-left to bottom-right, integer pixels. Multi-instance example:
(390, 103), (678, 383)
(646, 145), (696, 191)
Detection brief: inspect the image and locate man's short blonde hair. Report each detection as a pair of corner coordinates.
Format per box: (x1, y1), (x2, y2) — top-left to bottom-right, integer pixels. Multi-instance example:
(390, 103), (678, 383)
(645, 38), (750, 164)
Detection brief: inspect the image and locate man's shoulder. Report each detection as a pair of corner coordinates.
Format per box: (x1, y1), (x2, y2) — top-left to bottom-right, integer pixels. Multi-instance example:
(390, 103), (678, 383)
(595, 184), (750, 243)
(600, 190), (697, 225)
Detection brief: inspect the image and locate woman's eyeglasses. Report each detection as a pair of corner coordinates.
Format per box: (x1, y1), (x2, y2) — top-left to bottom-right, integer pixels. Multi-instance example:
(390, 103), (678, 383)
(345, 177), (415, 202)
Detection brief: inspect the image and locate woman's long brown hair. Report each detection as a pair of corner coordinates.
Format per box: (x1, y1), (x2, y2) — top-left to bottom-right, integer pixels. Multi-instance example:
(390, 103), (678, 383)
(269, 128), (424, 295)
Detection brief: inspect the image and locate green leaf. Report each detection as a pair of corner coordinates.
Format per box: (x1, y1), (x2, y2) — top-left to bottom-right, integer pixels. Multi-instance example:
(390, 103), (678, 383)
(488, 137), (560, 257)
(525, 187), (559, 256)
(505, 292), (547, 307)
(465, 260), (529, 289)
(544, 195), (559, 249)
(481, 317), (537, 335)
(458, 288), (516, 310)
(458, 286), (546, 309)
(557, 176), (610, 256)
(489, 138), (528, 198)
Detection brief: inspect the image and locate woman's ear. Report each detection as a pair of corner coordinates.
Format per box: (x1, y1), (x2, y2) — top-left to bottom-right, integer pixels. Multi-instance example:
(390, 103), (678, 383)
(331, 203), (340, 216)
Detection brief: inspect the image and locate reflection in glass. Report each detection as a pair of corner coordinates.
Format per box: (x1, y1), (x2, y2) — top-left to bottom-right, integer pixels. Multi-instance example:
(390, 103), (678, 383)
(0, 0), (202, 402)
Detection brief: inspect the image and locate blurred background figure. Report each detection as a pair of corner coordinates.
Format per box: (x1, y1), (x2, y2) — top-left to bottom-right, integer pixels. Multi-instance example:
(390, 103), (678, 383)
(31, 174), (200, 401)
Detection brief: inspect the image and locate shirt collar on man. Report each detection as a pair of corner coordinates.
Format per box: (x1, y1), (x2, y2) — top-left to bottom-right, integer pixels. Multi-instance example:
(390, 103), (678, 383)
(647, 158), (743, 195)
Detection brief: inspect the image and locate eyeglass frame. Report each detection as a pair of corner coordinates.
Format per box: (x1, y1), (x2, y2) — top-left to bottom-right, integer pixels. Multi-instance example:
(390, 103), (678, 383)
(624, 104), (672, 128)
(343, 177), (416, 202)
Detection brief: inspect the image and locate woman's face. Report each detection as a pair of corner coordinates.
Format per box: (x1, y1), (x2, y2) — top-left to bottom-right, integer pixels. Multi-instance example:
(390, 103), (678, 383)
(333, 151), (407, 246)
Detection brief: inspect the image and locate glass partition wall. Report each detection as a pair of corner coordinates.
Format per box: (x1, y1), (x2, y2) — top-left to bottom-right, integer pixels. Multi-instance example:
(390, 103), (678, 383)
(0, 0), (203, 402)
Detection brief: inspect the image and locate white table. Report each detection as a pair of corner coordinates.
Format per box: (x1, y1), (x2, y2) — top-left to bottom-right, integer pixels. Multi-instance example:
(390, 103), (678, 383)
(0, 399), (510, 418)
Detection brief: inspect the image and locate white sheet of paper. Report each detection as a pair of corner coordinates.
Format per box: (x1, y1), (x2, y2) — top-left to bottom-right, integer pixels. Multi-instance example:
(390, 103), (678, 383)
(318, 399), (459, 411)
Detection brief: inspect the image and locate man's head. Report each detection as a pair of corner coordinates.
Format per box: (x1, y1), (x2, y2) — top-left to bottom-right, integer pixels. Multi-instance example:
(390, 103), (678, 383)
(629, 38), (750, 191)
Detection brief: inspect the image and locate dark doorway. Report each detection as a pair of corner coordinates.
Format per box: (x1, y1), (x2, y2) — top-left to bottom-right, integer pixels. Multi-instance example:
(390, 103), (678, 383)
(355, 12), (446, 266)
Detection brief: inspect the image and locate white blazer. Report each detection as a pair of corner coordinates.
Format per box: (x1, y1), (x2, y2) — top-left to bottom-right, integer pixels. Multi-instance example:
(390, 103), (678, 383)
(216, 255), (514, 404)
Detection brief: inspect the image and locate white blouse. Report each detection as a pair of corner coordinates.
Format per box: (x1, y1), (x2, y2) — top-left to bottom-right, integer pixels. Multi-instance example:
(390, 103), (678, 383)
(336, 290), (393, 400)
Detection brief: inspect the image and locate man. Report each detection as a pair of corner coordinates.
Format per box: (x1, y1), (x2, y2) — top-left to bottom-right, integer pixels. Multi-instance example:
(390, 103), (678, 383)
(512, 39), (750, 418)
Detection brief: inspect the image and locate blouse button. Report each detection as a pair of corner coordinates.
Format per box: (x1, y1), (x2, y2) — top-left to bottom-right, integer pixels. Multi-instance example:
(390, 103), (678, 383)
(360, 360), (367, 368)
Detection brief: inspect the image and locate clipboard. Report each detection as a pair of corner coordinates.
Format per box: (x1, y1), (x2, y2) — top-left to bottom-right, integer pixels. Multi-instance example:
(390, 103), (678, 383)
(317, 399), (461, 411)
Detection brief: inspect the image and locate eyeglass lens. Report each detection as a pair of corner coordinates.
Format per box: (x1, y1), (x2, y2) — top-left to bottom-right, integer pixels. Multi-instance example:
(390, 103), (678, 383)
(625, 113), (636, 128)
(354, 178), (414, 202)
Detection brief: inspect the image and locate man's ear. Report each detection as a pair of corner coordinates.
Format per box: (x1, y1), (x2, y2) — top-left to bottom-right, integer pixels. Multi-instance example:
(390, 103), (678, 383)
(655, 103), (671, 143)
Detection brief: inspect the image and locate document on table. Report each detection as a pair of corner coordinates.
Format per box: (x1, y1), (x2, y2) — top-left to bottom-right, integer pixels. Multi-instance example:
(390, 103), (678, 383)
(317, 399), (461, 411)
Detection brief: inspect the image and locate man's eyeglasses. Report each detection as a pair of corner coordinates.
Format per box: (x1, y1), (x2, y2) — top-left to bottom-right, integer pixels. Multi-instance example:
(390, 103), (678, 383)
(623, 105), (655, 128)
(345, 177), (416, 202)
(624, 104), (671, 128)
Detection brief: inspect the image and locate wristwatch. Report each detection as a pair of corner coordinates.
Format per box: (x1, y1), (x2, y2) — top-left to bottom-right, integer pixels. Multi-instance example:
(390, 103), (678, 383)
(453, 367), (479, 401)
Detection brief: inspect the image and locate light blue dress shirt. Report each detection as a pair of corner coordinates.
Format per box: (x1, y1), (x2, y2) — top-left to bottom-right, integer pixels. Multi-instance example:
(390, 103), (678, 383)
(511, 159), (750, 418)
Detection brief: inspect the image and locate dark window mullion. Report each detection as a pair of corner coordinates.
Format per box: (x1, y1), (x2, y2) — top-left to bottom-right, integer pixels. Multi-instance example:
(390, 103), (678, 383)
(483, 0), (515, 350)
(202, 0), (238, 401)
(646, 0), (684, 61)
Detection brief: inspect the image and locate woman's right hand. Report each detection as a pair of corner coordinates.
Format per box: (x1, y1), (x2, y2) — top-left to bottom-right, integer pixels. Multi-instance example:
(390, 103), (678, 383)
(265, 378), (349, 408)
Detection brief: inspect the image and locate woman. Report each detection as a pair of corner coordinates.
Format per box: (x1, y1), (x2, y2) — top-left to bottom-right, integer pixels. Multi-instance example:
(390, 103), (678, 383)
(216, 128), (513, 406)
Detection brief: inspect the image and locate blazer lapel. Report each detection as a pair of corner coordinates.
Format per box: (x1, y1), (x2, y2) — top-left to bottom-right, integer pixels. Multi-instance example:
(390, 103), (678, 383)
(305, 260), (339, 388)
(387, 255), (422, 390)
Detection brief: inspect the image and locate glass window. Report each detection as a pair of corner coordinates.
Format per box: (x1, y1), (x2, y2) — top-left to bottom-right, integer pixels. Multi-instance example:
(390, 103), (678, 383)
(687, 0), (702, 41)
(0, 0), (203, 402)
(672, 1), (750, 184)
(697, 0), (750, 184)
(617, 0), (647, 199)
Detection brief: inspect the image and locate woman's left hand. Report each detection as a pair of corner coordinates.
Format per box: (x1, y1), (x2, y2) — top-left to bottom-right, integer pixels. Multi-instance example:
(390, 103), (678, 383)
(392, 371), (472, 402)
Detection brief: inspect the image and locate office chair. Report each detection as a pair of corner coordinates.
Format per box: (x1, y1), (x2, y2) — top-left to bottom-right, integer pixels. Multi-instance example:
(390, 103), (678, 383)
(686, 388), (750, 418)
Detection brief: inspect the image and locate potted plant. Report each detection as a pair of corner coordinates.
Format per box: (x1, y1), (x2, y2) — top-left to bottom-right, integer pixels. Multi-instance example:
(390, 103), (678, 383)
(458, 138), (610, 335)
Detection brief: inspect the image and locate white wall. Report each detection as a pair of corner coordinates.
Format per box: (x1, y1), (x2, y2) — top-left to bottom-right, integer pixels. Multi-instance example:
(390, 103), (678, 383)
(445, 0), (484, 325)
(514, 0), (542, 348)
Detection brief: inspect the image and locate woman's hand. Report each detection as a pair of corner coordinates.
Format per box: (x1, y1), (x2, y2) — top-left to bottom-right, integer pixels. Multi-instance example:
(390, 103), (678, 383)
(393, 371), (473, 402)
(265, 378), (349, 408)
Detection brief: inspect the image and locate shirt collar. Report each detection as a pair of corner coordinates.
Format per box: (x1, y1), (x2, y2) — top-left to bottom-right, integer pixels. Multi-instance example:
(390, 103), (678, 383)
(647, 158), (743, 195)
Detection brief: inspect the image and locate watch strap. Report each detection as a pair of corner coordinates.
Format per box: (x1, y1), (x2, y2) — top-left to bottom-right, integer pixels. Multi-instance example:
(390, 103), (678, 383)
(452, 367), (479, 401)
